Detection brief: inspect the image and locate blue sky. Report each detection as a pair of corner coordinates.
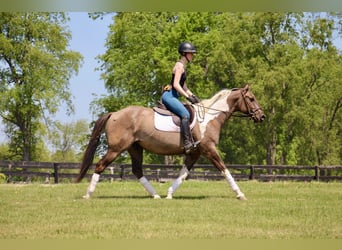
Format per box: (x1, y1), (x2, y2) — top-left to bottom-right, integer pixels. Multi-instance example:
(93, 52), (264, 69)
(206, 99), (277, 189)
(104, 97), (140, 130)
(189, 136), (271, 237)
(55, 12), (114, 123)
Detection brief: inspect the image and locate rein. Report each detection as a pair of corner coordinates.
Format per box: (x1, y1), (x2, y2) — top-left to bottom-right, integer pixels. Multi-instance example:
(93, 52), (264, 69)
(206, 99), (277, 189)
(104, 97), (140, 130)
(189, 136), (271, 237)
(194, 103), (250, 120)
(194, 88), (259, 120)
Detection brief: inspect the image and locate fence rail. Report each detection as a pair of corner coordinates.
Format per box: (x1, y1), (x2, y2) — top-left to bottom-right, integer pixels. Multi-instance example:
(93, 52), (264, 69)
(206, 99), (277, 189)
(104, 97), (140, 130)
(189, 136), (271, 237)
(0, 160), (341, 183)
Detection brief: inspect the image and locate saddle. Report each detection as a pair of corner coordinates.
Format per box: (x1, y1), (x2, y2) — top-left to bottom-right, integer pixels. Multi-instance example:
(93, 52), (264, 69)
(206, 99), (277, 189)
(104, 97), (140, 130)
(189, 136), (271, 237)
(153, 101), (195, 127)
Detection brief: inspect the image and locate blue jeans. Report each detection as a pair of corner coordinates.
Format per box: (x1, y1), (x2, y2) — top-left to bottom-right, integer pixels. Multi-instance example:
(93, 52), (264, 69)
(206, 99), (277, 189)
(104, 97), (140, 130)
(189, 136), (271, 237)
(161, 89), (190, 119)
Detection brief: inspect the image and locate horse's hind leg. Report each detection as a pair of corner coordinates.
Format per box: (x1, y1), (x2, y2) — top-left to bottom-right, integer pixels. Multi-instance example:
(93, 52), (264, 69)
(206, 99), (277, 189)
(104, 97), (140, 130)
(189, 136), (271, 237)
(128, 143), (161, 199)
(83, 150), (119, 199)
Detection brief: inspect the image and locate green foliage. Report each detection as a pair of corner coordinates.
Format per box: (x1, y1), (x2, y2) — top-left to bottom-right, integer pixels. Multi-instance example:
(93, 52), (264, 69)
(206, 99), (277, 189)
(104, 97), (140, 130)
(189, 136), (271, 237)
(0, 13), (83, 161)
(0, 143), (10, 160)
(1, 12), (340, 166)
(47, 120), (91, 162)
(94, 12), (341, 166)
(97, 12), (222, 111)
(0, 173), (6, 183)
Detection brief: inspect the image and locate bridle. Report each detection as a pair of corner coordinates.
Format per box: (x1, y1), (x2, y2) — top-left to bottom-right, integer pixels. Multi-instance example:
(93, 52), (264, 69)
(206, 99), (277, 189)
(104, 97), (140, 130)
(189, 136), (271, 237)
(195, 88), (261, 120)
(240, 88), (263, 120)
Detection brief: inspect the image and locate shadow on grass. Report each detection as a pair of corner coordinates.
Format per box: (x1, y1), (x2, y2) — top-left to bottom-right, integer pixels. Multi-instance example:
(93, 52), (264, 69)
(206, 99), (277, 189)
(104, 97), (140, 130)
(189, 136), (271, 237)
(91, 195), (228, 200)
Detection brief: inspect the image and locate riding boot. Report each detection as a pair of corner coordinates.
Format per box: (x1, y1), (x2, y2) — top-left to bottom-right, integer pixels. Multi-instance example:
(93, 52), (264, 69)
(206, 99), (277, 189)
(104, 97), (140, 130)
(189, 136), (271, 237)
(180, 117), (197, 154)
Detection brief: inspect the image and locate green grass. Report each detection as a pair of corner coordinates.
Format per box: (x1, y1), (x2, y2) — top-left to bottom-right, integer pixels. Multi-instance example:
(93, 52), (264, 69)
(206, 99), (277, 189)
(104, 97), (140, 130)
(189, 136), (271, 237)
(0, 180), (341, 239)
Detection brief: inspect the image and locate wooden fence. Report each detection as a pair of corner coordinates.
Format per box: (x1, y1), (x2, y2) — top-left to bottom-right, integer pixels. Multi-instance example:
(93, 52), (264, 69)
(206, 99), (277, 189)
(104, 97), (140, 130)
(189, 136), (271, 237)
(0, 160), (341, 184)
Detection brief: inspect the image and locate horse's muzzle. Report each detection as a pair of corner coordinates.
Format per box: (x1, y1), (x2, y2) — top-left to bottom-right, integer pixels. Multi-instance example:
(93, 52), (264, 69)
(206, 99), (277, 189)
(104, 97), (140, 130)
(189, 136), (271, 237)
(252, 110), (266, 123)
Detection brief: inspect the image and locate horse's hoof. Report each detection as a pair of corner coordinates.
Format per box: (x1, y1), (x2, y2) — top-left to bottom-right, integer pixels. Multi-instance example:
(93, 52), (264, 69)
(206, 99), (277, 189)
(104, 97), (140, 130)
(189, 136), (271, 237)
(153, 194), (161, 199)
(165, 194), (173, 199)
(83, 194), (90, 199)
(236, 194), (247, 201)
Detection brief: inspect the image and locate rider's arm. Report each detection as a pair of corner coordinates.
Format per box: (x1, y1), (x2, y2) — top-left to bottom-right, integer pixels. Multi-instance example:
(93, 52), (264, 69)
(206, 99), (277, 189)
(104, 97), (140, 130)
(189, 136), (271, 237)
(172, 62), (190, 98)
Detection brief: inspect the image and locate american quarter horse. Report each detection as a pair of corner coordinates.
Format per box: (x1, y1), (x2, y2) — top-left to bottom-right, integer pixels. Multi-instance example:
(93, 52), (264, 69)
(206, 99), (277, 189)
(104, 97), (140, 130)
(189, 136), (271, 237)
(75, 84), (265, 200)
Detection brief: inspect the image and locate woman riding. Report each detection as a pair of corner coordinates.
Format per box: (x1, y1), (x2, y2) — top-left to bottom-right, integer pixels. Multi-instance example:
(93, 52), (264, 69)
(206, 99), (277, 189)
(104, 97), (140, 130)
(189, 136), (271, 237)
(161, 42), (201, 154)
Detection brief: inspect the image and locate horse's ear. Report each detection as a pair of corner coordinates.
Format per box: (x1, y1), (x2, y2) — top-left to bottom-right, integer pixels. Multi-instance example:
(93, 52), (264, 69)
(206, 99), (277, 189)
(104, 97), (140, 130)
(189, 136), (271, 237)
(243, 84), (250, 91)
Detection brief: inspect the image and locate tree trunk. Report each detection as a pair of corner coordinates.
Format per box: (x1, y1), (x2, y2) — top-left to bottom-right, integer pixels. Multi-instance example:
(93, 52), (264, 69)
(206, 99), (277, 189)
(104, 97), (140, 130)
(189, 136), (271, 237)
(266, 130), (277, 173)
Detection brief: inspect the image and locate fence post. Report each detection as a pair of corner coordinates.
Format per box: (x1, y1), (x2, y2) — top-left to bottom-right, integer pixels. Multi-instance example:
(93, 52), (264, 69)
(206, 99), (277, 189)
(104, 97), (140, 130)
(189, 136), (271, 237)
(109, 167), (114, 183)
(249, 165), (255, 180)
(315, 166), (320, 181)
(120, 165), (125, 180)
(7, 163), (12, 183)
(53, 163), (59, 184)
(155, 169), (159, 182)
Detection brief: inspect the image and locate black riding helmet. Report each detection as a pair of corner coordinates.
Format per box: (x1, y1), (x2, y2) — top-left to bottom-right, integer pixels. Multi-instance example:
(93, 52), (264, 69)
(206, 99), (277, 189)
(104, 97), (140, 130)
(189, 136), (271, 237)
(178, 42), (196, 55)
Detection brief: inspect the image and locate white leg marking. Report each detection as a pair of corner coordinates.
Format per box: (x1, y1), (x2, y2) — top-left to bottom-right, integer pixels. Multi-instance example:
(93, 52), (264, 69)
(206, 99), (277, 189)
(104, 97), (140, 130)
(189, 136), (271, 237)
(83, 173), (100, 199)
(139, 176), (161, 199)
(222, 169), (247, 200)
(166, 166), (190, 199)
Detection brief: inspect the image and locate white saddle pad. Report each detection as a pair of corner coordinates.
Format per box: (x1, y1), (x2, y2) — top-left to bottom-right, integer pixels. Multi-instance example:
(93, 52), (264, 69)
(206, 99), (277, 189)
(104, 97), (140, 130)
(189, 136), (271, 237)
(154, 112), (197, 132)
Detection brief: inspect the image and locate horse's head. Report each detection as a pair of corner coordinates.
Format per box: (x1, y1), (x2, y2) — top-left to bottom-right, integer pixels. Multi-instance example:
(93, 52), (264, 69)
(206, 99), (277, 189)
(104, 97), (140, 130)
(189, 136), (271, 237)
(229, 84), (265, 123)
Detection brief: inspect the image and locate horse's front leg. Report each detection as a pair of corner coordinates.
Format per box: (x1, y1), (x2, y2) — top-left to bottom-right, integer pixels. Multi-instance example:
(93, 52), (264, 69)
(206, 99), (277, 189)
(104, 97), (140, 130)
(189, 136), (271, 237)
(222, 168), (246, 200)
(166, 153), (200, 199)
(129, 143), (160, 199)
(166, 165), (189, 199)
(205, 147), (247, 200)
(139, 176), (161, 199)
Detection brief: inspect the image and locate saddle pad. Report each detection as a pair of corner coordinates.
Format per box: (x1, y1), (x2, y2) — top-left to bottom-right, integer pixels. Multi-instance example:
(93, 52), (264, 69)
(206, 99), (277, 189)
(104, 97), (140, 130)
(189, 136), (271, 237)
(154, 112), (197, 132)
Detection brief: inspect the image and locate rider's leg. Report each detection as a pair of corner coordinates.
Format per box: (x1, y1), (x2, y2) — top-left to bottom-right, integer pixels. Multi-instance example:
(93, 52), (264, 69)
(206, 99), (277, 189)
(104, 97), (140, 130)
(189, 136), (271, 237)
(162, 92), (196, 153)
(180, 116), (194, 154)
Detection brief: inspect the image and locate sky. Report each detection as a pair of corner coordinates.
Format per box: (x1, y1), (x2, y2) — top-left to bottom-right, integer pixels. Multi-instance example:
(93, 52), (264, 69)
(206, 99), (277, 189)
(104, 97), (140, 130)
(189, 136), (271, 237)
(55, 12), (114, 123)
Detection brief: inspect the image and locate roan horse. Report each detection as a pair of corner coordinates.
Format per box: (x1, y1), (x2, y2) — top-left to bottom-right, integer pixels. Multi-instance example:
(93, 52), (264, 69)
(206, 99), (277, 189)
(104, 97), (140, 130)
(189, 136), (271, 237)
(75, 84), (265, 200)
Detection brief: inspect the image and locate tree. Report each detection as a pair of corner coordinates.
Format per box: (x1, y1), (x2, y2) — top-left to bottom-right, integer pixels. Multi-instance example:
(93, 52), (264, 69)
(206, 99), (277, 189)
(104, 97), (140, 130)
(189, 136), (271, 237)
(0, 143), (10, 160)
(97, 12), (222, 112)
(47, 120), (90, 162)
(94, 12), (341, 166)
(208, 12), (341, 166)
(0, 13), (83, 161)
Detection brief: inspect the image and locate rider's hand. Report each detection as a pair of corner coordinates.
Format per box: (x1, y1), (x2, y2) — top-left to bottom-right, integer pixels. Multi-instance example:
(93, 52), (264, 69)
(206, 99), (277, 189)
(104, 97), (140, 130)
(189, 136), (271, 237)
(187, 95), (200, 104)
(192, 95), (201, 103)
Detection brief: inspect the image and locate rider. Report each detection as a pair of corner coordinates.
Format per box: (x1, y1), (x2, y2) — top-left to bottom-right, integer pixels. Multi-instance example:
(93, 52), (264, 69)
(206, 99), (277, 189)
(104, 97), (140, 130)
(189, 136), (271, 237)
(161, 42), (201, 154)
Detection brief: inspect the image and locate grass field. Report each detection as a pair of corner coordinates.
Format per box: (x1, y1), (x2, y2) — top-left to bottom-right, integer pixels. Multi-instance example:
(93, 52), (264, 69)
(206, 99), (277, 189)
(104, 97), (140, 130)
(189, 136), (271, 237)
(0, 180), (341, 239)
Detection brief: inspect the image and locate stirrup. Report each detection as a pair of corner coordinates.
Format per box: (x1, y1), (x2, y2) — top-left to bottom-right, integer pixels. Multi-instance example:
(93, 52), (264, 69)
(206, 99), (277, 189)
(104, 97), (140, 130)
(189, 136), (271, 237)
(183, 140), (200, 154)
(183, 143), (194, 154)
(193, 140), (200, 148)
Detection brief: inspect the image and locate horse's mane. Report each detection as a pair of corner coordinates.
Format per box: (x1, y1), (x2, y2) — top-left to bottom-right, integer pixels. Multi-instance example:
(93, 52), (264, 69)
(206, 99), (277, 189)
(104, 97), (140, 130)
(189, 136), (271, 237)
(201, 89), (232, 108)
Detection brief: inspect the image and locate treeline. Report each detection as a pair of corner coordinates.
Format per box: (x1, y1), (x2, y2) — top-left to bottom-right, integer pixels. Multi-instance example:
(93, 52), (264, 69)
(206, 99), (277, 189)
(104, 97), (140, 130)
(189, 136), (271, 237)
(95, 12), (341, 166)
(0, 12), (341, 166)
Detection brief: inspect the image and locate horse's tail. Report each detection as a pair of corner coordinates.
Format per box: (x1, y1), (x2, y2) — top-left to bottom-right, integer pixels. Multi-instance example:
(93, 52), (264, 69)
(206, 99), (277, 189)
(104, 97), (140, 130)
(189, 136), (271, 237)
(75, 113), (112, 183)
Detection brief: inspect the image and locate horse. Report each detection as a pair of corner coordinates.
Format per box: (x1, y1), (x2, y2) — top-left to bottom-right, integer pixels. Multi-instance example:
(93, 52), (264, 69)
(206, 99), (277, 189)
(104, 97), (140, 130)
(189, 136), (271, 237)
(75, 84), (265, 200)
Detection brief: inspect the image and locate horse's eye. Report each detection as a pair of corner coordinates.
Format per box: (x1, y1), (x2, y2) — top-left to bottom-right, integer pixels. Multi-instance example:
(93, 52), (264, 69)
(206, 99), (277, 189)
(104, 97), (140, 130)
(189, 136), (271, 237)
(250, 97), (255, 102)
